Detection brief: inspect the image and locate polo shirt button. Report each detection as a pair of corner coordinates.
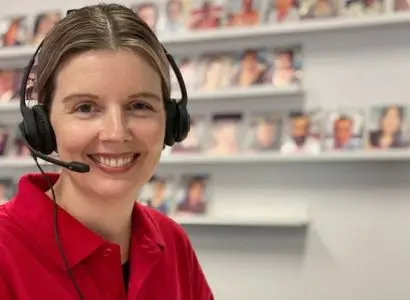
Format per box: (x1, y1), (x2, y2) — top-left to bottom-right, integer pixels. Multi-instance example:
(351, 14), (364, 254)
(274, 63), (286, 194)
(103, 247), (112, 257)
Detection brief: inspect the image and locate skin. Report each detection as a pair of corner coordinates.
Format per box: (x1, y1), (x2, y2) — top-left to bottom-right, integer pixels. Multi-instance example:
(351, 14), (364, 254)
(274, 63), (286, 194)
(47, 49), (165, 262)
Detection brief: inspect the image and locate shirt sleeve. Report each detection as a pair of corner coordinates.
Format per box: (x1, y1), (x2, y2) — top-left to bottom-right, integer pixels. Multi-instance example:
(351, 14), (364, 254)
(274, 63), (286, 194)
(184, 235), (214, 300)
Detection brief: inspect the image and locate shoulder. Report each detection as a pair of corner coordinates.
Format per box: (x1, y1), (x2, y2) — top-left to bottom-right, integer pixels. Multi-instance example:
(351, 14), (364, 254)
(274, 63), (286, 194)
(137, 204), (190, 248)
(0, 203), (27, 273)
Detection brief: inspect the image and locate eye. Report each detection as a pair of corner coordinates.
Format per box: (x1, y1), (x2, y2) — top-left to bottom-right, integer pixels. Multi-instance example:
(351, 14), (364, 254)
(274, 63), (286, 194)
(74, 103), (96, 114)
(129, 101), (152, 111)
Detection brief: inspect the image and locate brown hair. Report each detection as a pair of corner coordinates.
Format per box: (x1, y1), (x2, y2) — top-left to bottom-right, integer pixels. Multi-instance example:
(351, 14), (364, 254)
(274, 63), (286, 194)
(36, 3), (170, 110)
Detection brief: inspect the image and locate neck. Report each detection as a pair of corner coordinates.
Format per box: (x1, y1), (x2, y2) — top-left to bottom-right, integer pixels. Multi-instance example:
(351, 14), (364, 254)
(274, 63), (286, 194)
(48, 173), (134, 263)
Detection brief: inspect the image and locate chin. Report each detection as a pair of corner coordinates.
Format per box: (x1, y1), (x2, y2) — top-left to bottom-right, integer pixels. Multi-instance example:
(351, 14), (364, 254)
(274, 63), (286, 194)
(74, 153), (152, 201)
(89, 179), (139, 201)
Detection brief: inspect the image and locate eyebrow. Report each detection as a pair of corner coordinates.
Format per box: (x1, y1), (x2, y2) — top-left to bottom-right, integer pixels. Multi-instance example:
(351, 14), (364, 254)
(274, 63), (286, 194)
(61, 92), (162, 104)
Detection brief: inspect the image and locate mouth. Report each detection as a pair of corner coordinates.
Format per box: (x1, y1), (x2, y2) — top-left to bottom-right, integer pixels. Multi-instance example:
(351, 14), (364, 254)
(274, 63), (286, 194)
(87, 153), (140, 171)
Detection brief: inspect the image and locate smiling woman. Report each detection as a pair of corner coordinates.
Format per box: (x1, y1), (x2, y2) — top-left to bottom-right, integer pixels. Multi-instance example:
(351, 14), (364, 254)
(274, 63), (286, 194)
(0, 3), (213, 300)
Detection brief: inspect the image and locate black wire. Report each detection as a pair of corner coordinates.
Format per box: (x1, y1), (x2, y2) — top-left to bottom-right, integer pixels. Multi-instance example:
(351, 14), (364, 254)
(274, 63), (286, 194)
(34, 157), (85, 300)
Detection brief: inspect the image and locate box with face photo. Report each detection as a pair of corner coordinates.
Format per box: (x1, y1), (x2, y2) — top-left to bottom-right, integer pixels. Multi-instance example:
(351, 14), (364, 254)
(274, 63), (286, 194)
(0, 124), (12, 157)
(175, 174), (210, 216)
(176, 56), (200, 93)
(207, 113), (243, 155)
(231, 48), (269, 88)
(158, 0), (189, 35)
(196, 52), (236, 92)
(300, 0), (339, 19)
(265, 0), (301, 24)
(342, 0), (384, 17)
(131, 1), (162, 33)
(0, 178), (16, 204)
(323, 109), (365, 151)
(0, 69), (19, 103)
(11, 69), (24, 102)
(395, 0), (410, 11)
(265, 46), (303, 88)
(280, 109), (323, 154)
(31, 11), (61, 46)
(172, 115), (209, 153)
(224, 0), (265, 27)
(10, 128), (31, 158)
(367, 105), (410, 149)
(138, 175), (175, 215)
(246, 112), (285, 152)
(188, 0), (225, 30)
(0, 15), (28, 47)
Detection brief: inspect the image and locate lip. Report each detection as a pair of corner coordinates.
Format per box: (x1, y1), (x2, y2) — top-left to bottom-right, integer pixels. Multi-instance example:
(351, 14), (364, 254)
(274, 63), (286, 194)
(89, 152), (137, 158)
(87, 153), (140, 174)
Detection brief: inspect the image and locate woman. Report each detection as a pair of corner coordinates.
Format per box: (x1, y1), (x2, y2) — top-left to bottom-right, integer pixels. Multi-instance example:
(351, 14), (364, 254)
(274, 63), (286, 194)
(0, 4), (213, 300)
(32, 11), (61, 45)
(368, 106), (406, 149)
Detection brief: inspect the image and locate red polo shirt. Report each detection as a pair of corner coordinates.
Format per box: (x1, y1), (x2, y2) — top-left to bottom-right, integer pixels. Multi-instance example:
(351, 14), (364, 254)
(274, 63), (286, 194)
(0, 173), (214, 300)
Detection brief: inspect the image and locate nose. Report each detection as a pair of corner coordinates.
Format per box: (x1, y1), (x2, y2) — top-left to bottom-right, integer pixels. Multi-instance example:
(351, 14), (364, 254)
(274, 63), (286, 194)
(100, 107), (131, 142)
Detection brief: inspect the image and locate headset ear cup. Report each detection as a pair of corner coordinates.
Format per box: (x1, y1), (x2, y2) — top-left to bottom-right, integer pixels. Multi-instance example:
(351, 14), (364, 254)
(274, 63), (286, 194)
(19, 110), (40, 151)
(174, 104), (190, 143)
(164, 100), (177, 146)
(32, 105), (57, 155)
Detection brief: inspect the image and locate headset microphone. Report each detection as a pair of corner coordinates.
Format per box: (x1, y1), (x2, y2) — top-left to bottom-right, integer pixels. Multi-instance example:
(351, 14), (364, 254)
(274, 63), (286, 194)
(18, 124), (90, 173)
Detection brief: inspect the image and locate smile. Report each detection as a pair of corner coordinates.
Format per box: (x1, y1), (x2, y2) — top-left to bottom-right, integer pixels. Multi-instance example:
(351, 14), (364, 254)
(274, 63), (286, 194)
(87, 153), (140, 170)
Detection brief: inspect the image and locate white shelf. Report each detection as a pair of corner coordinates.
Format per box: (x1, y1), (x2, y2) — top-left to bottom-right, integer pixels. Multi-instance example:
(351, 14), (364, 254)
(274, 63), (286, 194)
(181, 85), (302, 101)
(161, 14), (410, 45)
(2, 151), (410, 168)
(160, 150), (410, 164)
(172, 214), (309, 227)
(0, 13), (409, 60)
(0, 102), (20, 113)
(0, 157), (50, 168)
(0, 45), (36, 60)
(0, 86), (301, 114)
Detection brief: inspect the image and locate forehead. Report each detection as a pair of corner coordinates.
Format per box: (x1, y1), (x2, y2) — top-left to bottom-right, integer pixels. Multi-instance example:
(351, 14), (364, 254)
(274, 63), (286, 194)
(54, 49), (162, 101)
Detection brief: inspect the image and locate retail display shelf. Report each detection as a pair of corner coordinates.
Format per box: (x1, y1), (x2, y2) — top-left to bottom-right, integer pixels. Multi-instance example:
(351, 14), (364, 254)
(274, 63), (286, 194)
(0, 13), (409, 61)
(161, 13), (410, 44)
(0, 102), (20, 112)
(2, 151), (410, 169)
(172, 214), (309, 227)
(159, 151), (410, 164)
(178, 85), (303, 101)
(0, 85), (301, 113)
(0, 157), (50, 168)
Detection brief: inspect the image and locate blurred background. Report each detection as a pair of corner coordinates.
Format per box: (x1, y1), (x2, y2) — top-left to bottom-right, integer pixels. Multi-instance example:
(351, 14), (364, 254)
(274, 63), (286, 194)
(0, 0), (410, 299)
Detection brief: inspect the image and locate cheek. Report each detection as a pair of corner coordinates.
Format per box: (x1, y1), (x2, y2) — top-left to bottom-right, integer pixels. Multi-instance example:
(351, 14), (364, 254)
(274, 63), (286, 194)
(53, 120), (94, 158)
(131, 117), (165, 151)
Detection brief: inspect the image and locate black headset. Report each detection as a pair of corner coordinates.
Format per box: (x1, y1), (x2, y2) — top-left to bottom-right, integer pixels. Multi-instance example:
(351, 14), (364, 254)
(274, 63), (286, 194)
(18, 12), (190, 173)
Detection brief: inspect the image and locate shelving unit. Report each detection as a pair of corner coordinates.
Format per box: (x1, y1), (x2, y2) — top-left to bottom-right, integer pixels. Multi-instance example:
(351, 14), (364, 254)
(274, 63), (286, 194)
(1, 4), (410, 299)
(2, 150), (410, 169)
(173, 213), (309, 227)
(0, 13), (409, 59)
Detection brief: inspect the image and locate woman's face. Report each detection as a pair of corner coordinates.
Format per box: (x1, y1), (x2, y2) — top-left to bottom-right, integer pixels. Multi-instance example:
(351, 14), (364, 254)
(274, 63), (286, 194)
(241, 53), (257, 69)
(50, 49), (165, 201)
(38, 13), (59, 35)
(257, 122), (276, 146)
(187, 182), (204, 203)
(381, 107), (401, 135)
(215, 123), (236, 144)
(275, 53), (292, 69)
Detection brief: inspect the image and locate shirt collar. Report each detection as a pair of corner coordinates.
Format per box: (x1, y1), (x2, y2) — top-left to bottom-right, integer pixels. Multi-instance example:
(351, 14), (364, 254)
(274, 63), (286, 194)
(6, 172), (165, 269)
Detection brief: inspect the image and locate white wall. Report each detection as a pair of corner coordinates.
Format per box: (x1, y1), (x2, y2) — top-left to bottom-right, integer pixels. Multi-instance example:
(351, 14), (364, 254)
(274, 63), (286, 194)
(2, 1), (410, 299)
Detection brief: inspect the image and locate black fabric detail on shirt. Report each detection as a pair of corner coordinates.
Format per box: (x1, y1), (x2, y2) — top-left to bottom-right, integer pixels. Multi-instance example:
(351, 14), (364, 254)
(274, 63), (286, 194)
(122, 261), (130, 291)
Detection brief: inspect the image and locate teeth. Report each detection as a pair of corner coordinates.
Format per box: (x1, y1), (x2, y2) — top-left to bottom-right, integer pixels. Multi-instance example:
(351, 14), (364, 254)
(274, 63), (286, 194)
(92, 155), (135, 168)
